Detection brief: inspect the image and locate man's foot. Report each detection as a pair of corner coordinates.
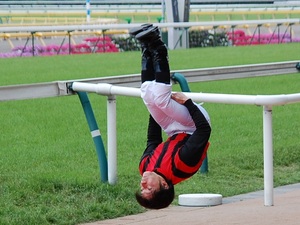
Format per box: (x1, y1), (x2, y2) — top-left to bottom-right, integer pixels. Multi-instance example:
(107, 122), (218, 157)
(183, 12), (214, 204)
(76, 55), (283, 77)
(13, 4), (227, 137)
(129, 24), (153, 37)
(135, 26), (160, 43)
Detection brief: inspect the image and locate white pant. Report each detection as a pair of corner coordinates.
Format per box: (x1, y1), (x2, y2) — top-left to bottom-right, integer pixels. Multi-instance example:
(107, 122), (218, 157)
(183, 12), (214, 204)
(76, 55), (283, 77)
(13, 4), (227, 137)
(141, 81), (210, 137)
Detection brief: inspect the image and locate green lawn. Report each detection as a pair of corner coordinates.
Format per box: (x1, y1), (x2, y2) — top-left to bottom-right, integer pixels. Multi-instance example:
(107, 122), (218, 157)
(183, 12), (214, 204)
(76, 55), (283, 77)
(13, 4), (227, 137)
(0, 43), (300, 225)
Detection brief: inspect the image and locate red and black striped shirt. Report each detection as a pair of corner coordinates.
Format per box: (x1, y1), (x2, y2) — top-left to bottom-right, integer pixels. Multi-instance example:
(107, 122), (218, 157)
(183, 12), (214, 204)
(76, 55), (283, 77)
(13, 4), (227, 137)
(139, 99), (211, 185)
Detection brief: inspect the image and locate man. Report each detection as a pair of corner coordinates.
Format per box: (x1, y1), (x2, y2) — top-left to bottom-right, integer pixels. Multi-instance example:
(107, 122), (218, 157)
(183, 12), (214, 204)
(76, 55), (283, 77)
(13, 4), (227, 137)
(130, 24), (211, 209)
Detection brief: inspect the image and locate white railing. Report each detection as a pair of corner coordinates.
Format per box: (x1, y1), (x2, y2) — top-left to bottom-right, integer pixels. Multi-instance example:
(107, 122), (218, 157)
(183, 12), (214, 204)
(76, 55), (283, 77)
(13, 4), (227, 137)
(0, 19), (299, 52)
(70, 81), (300, 207)
(1, 19), (299, 33)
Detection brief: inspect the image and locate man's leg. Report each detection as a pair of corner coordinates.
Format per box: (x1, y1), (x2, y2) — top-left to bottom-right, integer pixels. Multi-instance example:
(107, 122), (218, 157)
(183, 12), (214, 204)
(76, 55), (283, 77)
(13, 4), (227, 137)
(129, 24), (156, 83)
(136, 26), (170, 84)
(136, 25), (172, 129)
(135, 27), (197, 136)
(141, 82), (196, 136)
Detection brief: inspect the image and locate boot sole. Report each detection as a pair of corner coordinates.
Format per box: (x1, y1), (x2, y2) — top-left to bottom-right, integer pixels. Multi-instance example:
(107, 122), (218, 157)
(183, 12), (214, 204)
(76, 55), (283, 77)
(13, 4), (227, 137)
(135, 26), (160, 42)
(129, 24), (153, 36)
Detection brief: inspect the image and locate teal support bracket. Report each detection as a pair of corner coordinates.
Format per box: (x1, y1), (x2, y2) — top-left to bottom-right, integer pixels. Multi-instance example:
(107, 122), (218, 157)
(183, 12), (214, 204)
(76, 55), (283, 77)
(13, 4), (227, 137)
(171, 72), (208, 174)
(171, 72), (191, 92)
(77, 91), (108, 182)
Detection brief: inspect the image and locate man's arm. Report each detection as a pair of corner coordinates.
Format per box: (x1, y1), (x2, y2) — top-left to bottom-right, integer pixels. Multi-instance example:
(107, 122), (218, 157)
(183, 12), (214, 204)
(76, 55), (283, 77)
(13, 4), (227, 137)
(140, 115), (162, 159)
(172, 93), (211, 167)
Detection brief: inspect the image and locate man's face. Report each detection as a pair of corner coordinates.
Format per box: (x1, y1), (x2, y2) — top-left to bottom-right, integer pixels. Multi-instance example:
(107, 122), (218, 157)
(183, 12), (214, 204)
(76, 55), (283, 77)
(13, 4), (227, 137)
(140, 171), (161, 200)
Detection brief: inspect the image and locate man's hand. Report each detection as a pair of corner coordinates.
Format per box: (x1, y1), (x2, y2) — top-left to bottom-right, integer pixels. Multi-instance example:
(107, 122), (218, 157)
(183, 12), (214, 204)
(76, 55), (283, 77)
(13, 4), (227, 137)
(171, 92), (190, 105)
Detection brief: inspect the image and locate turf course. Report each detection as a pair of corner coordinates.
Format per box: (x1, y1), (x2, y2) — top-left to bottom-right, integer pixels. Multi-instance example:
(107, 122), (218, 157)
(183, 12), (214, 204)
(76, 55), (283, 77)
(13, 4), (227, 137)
(0, 43), (300, 225)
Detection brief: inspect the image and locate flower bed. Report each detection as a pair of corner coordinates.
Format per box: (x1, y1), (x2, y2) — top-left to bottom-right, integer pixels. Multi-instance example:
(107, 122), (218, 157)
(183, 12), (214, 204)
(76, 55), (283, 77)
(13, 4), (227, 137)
(0, 36), (119, 58)
(227, 30), (300, 46)
(1, 29), (299, 58)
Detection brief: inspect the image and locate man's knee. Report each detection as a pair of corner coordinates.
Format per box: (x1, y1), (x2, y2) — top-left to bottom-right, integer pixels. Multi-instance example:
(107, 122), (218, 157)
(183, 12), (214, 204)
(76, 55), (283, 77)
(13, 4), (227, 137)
(141, 81), (153, 102)
(154, 94), (170, 109)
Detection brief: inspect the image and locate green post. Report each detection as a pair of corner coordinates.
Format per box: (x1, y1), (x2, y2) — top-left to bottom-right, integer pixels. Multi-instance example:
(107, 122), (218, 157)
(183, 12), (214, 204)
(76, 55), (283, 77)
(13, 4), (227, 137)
(124, 18), (131, 24)
(77, 91), (108, 182)
(171, 72), (208, 174)
(157, 16), (164, 23)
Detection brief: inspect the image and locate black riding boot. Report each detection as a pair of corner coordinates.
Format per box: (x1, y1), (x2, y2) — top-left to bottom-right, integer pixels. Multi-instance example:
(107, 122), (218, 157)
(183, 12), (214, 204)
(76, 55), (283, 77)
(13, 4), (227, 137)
(136, 27), (170, 84)
(129, 24), (156, 83)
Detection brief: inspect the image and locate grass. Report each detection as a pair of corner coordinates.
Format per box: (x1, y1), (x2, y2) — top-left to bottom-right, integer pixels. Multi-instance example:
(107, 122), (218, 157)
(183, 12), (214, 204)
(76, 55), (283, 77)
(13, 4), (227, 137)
(0, 43), (300, 224)
(1, 43), (299, 86)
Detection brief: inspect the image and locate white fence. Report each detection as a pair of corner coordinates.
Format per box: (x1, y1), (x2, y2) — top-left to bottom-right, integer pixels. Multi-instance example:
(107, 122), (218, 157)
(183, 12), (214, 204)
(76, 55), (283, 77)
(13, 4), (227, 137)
(70, 78), (300, 206)
(1, 19), (299, 33)
(1, 19), (299, 52)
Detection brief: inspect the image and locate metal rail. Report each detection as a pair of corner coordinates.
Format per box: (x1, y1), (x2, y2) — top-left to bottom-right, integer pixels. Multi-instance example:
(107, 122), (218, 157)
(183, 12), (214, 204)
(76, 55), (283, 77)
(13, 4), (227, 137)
(1, 19), (300, 33)
(69, 63), (300, 205)
(0, 60), (299, 102)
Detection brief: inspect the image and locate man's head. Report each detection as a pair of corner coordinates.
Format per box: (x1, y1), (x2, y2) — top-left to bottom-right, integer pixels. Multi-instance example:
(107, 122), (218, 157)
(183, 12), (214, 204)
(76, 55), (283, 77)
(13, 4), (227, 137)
(135, 171), (175, 209)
